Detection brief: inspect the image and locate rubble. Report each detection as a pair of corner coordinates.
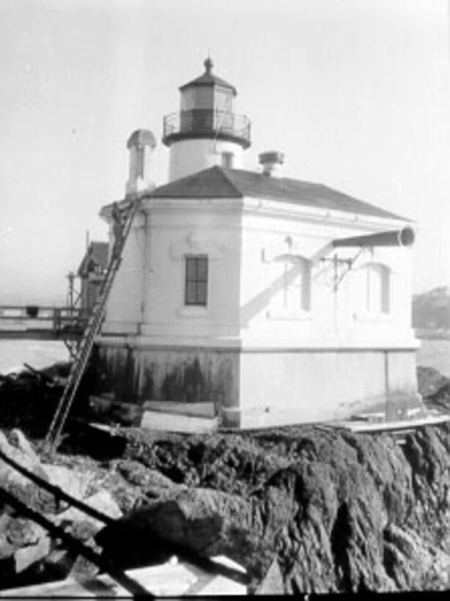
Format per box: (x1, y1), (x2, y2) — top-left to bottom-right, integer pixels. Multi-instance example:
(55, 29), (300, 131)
(0, 429), (120, 589)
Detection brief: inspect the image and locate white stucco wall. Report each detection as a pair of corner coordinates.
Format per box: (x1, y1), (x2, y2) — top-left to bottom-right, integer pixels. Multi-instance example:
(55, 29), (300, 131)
(238, 198), (417, 349)
(102, 194), (417, 350)
(102, 197), (244, 342)
(168, 139), (244, 182)
(103, 214), (147, 334)
(230, 348), (421, 428)
(98, 191), (420, 427)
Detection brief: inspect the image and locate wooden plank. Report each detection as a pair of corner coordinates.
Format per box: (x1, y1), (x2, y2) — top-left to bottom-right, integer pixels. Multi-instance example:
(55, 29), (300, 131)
(351, 406), (425, 424)
(143, 401), (215, 418)
(141, 411), (218, 434)
(0, 323), (27, 331)
(332, 412), (450, 434)
(1, 557), (247, 597)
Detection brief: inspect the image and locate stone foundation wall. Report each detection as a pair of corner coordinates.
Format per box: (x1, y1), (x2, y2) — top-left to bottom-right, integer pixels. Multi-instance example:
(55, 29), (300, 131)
(92, 342), (421, 428)
(92, 343), (239, 417)
(232, 348), (421, 428)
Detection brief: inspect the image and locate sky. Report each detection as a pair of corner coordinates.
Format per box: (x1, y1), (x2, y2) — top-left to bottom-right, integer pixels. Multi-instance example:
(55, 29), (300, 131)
(0, 0), (449, 304)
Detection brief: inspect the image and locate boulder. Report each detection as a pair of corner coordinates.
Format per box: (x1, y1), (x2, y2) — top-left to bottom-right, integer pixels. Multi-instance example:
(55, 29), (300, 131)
(96, 486), (274, 589)
(254, 558), (285, 595)
(8, 430), (38, 460)
(40, 464), (93, 502)
(55, 490), (122, 532)
(0, 430), (47, 489)
(14, 534), (51, 573)
(417, 366), (450, 398)
(116, 460), (187, 497)
(0, 515), (51, 575)
(0, 533), (15, 561)
(5, 518), (44, 548)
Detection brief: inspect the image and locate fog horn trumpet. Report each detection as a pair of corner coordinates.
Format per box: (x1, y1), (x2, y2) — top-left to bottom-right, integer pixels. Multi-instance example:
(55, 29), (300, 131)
(331, 226), (415, 249)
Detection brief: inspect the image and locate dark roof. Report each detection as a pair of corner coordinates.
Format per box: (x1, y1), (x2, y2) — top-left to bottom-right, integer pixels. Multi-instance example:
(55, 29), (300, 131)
(77, 241), (109, 276)
(179, 59), (237, 95)
(149, 166), (408, 222)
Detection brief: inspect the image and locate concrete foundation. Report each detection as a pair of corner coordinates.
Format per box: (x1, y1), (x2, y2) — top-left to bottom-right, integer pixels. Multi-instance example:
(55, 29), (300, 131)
(92, 341), (421, 429)
(91, 343), (239, 416)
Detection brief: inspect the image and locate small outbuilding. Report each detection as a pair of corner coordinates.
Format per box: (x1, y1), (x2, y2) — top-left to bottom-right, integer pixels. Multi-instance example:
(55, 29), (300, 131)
(77, 241), (109, 314)
(91, 60), (421, 429)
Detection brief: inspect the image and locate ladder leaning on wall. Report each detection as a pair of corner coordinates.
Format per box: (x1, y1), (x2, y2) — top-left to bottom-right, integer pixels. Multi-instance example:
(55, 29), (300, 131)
(45, 198), (142, 451)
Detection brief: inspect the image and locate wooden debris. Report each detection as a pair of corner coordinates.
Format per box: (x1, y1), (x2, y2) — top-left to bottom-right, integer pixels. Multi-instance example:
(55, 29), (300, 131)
(0, 556), (248, 597)
(322, 409), (450, 435)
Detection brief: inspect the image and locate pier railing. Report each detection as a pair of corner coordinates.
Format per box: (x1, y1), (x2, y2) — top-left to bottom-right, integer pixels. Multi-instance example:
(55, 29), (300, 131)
(0, 305), (89, 339)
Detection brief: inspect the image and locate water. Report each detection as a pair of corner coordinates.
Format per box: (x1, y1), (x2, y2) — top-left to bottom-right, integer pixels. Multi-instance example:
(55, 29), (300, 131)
(417, 338), (450, 378)
(0, 340), (69, 374)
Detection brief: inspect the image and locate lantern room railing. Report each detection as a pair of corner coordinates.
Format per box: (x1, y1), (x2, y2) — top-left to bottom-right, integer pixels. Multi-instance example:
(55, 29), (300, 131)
(163, 109), (251, 148)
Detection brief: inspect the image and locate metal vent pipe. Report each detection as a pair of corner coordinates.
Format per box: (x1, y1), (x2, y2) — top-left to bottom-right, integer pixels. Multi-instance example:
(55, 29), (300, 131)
(332, 226), (415, 249)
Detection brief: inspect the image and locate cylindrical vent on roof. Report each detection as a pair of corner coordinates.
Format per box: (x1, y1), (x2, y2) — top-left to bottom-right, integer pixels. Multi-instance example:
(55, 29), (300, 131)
(259, 150), (284, 176)
(125, 129), (157, 197)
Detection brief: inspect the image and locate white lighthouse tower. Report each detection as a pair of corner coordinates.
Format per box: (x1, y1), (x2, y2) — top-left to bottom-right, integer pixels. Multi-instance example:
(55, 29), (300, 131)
(162, 58), (251, 182)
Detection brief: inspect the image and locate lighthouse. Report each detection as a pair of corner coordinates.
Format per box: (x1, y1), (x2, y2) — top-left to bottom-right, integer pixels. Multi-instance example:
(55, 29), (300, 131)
(94, 59), (421, 432)
(162, 58), (251, 181)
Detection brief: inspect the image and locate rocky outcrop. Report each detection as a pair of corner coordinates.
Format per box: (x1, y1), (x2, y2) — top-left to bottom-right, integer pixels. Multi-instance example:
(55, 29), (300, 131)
(2, 395), (450, 593)
(112, 423), (450, 593)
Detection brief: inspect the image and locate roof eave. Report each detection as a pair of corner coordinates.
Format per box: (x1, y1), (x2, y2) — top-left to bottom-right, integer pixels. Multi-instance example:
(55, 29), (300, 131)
(241, 194), (413, 228)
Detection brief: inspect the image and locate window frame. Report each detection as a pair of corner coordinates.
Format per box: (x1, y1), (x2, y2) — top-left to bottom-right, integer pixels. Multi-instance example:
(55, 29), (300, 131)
(267, 256), (312, 321)
(351, 262), (391, 321)
(221, 151), (234, 169)
(184, 254), (208, 307)
(365, 263), (390, 314)
(282, 260), (311, 313)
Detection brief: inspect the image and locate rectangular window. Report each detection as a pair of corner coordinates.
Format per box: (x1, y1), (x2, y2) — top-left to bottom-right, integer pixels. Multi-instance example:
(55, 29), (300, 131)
(221, 151), (234, 169)
(185, 255), (208, 306)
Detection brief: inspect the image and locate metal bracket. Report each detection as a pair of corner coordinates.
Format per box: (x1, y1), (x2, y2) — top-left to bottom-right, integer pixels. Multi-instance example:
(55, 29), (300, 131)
(319, 248), (364, 292)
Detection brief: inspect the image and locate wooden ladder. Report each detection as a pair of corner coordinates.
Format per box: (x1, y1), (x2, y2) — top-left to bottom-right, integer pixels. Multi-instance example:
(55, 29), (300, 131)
(45, 199), (142, 451)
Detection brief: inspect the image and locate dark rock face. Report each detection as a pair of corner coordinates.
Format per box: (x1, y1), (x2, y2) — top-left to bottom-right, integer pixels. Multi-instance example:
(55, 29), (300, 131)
(114, 424), (450, 593)
(2, 386), (450, 594)
(418, 366), (450, 413)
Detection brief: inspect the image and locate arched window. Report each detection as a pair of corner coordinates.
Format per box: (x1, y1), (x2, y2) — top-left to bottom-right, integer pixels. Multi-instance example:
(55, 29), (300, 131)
(284, 260), (311, 312)
(272, 257), (311, 313)
(353, 263), (390, 315)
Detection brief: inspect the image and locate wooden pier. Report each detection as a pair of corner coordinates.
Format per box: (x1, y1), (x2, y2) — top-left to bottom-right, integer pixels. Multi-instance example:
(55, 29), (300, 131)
(0, 305), (87, 341)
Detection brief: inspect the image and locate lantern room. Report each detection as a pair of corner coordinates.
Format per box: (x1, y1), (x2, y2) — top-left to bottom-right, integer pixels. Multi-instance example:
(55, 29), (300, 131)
(162, 58), (251, 181)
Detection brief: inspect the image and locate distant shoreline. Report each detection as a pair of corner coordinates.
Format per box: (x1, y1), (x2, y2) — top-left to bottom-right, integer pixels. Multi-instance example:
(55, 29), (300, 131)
(415, 330), (450, 341)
